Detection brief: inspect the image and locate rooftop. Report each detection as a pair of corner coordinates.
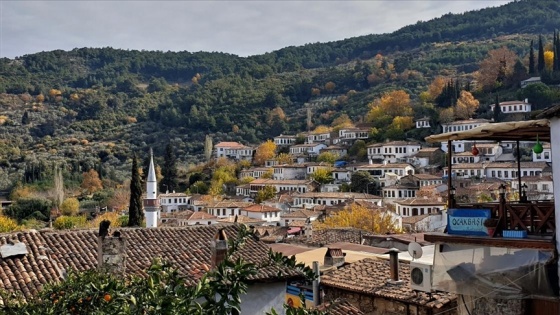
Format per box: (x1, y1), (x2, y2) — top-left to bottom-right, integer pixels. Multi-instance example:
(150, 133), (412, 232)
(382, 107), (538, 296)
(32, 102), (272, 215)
(321, 258), (455, 308)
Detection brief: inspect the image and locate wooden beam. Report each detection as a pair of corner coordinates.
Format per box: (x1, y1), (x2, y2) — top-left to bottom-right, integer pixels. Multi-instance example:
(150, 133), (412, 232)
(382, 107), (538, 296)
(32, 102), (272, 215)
(424, 233), (555, 250)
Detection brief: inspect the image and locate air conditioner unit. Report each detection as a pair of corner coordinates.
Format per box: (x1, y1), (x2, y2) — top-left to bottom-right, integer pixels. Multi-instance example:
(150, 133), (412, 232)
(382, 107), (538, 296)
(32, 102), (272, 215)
(410, 261), (433, 292)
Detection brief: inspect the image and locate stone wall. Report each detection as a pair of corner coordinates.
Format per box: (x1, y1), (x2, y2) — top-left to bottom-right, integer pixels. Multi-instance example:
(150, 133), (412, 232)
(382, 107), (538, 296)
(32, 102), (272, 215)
(460, 296), (525, 315)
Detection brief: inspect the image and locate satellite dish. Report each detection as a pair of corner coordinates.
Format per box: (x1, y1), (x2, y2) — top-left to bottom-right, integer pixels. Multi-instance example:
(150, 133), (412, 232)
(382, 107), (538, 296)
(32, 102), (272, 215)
(408, 242), (423, 261)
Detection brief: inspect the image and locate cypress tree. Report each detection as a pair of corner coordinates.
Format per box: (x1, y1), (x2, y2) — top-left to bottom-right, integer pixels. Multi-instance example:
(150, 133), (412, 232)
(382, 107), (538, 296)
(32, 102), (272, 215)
(493, 95), (502, 123)
(161, 143), (178, 192)
(21, 111), (30, 125)
(538, 35), (545, 73)
(529, 40), (535, 75)
(554, 32), (560, 71)
(128, 155), (143, 227)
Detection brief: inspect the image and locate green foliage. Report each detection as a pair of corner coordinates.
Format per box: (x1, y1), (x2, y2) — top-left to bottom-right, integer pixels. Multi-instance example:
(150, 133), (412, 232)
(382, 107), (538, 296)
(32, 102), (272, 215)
(128, 156), (143, 227)
(255, 185), (276, 204)
(53, 215), (87, 230)
(350, 171), (374, 193)
(5, 198), (51, 222)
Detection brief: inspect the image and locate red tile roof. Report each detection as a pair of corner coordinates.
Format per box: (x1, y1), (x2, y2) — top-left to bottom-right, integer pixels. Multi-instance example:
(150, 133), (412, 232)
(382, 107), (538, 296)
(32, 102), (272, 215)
(0, 225), (301, 302)
(242, 204), (281, 213)
(321, 258), (455, 308)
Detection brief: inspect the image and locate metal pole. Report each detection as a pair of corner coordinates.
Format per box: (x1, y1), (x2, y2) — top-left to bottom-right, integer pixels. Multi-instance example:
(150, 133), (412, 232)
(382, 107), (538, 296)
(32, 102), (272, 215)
(516, 140), (522, 202)
(312, 261), (320, 306)
(447, 140), (453, 208)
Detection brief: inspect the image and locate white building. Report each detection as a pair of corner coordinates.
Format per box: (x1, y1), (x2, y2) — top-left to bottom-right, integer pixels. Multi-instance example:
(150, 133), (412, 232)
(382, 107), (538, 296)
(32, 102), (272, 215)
(143, 150), (160, 228)
(274, 134), (297, 146)
(367, 141), (422, 163)
(382, 185), (418, 201)
(394, 197), (446, 217)
(490, 99), (532, 114)
(239, 167), (272, 179)
(292, 192), (382, 208)
(337, 127), (369, 144)
(215, 141), (254, 161)
(443, 163), (484, 179)
(484, 161), (548, 180)
(160, 210), (218, 226)
(401, 212), (447, 233)
(533, 143), (552, 162)
(440, 119), (490, 153)
(205, 201), (254, 218)
(332, 168), (351, 183)
(240, 204), (282, 225)
(353, 162), (415, 179)
(320, 146), (348, 157)
(416, 117), (431, 129)
(289, 143), (327, 156)
(159, 192), (190, 213)
(236, 179), (316, 196)
(511, 175), (554, 201)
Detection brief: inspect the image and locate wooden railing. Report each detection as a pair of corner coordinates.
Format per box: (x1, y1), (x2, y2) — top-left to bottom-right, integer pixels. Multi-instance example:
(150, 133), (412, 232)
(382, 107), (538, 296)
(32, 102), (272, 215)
(454, 201), (555, 236)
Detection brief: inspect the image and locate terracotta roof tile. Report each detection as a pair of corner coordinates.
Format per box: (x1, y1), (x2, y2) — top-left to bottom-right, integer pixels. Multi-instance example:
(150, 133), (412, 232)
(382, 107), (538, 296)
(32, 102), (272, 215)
(321, 258), (455, 307)
(0, 225), (301, 302)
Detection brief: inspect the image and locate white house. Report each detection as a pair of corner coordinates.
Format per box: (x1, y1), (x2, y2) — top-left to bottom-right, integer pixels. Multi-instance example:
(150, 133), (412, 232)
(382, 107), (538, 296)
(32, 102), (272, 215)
(490, 99), (532, 114)
(533, 143), (552, 162)
(484, 161), (549, 180)
(240, 167), (272, 179)
(337, 127), (370, 144)
(306, 162), (332, 177)
(274, 134), (297, 146)
(400, 173), (443, 187)
(332, 168), (351, 183)
(205, 201), (254, 218)
(215, 141), (254, 161)
(272, 164), (307, 180)
(440, 119), (490, 153)
(416, 117), (431, 129)
(289, 143), (327, 156)
(443, 163), (484, 179)
(292, 192), (382, 208)
(382, 184), (418, 202)
(367, 141), (422, 163)
(305, 131), (331, 144)
(159, 192), (190, 213)
(354, 162), (415, 179)
(238, 179), (316, 196)
(401, 212), (447, 233)
(394, 197), (446, 217)
(511, 175), (554, 201)
(240, 204), (282, 225)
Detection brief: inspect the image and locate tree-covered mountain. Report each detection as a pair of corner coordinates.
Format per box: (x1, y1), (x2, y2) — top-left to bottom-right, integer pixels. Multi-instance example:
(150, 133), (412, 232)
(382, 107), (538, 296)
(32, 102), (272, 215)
(0, 0), (559, 192)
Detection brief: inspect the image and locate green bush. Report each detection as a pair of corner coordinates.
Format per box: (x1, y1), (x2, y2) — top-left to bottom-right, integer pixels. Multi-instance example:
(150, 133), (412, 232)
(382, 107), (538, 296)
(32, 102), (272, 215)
(53, 216), (87, 230)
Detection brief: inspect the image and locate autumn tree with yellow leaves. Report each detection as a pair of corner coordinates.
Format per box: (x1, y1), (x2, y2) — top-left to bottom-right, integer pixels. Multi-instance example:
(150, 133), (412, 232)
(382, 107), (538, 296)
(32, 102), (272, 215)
(81, 169), (103, 194)
(454, 91), (480, 120)
(476, 47), (518, 91)
(314, 203), (400, 234)
(253, 140), (277, 166)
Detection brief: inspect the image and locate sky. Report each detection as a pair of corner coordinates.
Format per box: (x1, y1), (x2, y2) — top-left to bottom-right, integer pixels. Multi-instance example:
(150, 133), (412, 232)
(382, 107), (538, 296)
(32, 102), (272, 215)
(0, 0), (513, 59)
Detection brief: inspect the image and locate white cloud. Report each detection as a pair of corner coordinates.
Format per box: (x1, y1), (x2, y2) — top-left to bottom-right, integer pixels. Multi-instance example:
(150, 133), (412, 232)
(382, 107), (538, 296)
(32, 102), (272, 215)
(0, 1), (512, 58)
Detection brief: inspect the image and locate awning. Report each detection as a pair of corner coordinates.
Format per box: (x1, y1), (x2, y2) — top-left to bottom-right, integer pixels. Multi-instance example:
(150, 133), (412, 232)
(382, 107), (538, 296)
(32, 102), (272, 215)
(425, 119), (550, 143)
(288, 227), (302, 234)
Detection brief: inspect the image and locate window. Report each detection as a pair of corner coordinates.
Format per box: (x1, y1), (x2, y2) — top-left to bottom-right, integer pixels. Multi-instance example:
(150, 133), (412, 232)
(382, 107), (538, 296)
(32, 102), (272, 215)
(544, 152), (550, 159)
(543, 184), (549, 191)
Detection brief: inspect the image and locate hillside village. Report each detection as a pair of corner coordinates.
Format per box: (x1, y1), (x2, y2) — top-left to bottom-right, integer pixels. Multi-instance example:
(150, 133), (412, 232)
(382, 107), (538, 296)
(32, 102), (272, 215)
(3, 0), (560, 314)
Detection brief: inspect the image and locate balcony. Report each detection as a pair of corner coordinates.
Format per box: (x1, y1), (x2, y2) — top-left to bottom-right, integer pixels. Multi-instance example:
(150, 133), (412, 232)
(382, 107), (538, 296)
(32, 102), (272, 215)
(425, 200), (555, 250)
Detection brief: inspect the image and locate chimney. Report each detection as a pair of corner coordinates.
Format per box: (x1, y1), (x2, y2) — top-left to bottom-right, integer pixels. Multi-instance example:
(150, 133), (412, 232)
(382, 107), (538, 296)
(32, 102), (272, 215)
(369, 158), (373, 165)
(324, 247), (345, 268)
(383, 160), (388, 166)
(525, 98), (528, 103)
(97, 222), (126, 276)
(211, 228), (229, 268)
(387, 248), (403, 285)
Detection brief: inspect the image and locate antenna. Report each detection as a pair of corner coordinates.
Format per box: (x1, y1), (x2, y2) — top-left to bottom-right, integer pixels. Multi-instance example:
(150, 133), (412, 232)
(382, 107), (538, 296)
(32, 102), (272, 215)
(408, 242), (423, 261)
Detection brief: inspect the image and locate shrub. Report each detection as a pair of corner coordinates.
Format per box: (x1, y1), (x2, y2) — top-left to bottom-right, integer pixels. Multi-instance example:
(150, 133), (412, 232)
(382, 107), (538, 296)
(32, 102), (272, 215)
(60, 198), (80, 216)
(53, 216), (87, 230)
(88, 212), (123, 229)
(0, 215), (19, 233)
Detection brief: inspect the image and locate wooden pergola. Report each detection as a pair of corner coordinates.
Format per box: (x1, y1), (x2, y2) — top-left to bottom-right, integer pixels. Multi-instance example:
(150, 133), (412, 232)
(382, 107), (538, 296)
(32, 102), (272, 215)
(425, 119), (550, 204)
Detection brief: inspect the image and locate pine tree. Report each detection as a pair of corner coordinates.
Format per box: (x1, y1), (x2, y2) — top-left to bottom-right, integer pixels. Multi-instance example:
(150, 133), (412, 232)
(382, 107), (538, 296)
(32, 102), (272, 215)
(128, 155), (143, 227)
(529, 40), (535, 75)
(554, 32), (560, 72)
(538, 35), (545, 73)
(161, 143), (178, 192)
(493, 95), (502, 123)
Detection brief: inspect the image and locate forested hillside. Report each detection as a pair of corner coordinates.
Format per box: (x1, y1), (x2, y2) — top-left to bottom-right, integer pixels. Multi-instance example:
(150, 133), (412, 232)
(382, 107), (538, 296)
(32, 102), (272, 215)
(0, 0), (559, 192)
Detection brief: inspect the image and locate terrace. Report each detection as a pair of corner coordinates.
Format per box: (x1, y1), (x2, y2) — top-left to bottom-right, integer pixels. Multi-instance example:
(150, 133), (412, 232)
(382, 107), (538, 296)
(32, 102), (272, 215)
(421, 119), (560, 311)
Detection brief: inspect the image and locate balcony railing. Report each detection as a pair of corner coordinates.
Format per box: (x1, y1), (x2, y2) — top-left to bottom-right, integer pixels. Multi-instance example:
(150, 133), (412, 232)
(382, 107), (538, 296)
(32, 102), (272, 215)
(453, 200), (555, 237)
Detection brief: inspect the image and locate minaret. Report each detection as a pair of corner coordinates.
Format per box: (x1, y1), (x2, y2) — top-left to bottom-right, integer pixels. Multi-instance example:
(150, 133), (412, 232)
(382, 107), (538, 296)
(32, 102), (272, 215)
(144, 149), (159, 228)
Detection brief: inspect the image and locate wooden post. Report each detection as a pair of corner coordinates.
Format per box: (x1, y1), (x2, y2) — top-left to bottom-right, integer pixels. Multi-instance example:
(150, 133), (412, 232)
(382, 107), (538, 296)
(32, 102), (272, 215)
(447, 140), (453, 208)
(516, 140), (523, 202)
